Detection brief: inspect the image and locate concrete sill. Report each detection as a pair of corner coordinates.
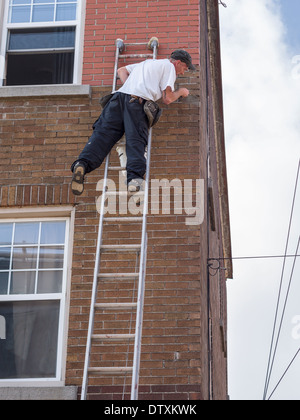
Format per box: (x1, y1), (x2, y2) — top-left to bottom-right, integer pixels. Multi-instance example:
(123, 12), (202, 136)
(0, 386), (78, 400)
(0, 84), (91, 99)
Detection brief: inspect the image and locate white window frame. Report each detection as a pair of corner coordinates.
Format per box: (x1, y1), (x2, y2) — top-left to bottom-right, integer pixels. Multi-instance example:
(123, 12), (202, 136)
(0, 207), (74, 387)
(0, 0), (86, 86)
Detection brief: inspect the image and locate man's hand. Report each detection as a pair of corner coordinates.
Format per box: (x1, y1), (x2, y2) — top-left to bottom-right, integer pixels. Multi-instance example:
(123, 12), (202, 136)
(179, 88), (190, 98)
(162, 86), (190, 105)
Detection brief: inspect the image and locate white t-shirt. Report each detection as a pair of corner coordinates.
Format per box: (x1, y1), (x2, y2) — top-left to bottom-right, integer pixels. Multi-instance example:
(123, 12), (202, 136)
(116, 59), (176, 102)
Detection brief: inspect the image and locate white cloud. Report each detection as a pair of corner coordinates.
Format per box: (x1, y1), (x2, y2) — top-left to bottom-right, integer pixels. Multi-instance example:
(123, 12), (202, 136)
(220, 0), (300, 400)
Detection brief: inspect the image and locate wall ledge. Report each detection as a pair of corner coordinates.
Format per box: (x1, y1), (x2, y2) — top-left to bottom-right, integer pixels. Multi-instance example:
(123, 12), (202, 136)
(0, 84), (91, 99)
(0, 386), (78, 400)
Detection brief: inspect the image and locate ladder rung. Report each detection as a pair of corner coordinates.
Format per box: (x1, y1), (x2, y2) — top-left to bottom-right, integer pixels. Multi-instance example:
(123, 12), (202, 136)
(120, 53), (153, 59)
(98, 272), (139, 280)
(124, 42), (149, 46)
(92, 334), (135, 342)
(109, 166), (126, 171)
(95, 302), (137, 310)
(103, 217), (143, 222)
(101, 244), (141, 252)
(88, 367), (133, 375)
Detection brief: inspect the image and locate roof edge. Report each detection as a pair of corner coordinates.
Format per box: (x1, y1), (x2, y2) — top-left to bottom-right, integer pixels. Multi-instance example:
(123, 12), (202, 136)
(206, 0), (233, 279)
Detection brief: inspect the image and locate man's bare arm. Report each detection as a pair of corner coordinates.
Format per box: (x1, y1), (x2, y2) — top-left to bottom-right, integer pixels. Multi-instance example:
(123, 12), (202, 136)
(162, 86), (190, 105)
(117, 67), (130, 84)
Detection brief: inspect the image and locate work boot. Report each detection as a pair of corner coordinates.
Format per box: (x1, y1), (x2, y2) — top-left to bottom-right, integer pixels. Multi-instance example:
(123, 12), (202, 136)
(128, 178), (144, 194)
(128, 178), (145, 206)
(71, 162), (86, 196)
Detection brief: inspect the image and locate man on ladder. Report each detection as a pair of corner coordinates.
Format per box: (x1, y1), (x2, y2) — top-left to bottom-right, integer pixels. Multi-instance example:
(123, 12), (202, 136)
(70, 49), (195, 196)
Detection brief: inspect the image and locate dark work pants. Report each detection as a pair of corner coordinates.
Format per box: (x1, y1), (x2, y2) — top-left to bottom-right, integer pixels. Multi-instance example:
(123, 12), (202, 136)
(71, 92), (149, 184)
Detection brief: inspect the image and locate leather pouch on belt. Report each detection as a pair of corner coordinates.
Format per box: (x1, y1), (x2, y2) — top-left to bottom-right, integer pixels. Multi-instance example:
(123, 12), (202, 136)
(144, 100), (162, 128)
(99, 93), (114, 109)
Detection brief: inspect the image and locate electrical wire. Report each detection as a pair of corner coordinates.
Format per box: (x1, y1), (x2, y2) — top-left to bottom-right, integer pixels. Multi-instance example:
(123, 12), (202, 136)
(209, 254), (300, 261)
(267, 347), (300, 400)
(265, 236), (300, 399)
(209, 159), (300, 399)
(263, 159), (300, 400)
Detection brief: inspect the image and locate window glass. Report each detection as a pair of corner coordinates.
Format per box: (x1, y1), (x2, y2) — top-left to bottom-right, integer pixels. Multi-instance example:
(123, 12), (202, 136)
(0, 301), (60, 378)
(6, 52), (74, 85)
(37, 271), (62, 294)
(10, 6), (31, 23)
(12, 0), (31, 4)
(8, 28), (76, 51)
(12, 247), (38, 270)
(0, 224), (13, 246)
(39, 246), (64, 269)
(10, 271), (36, 295)
(0, 219), (68, 381)
(14, 223), (39, 245)
(0, 248), (11, 271)
(0, 220), (67, 296)
(6, 27), (75, 86)
(8, 0), (78, 23)
(34, 0), (54, 3)
(32, 4), (54, 22)
(40, 221), (66, 245)
(6, 1), (78, 85)
(56, 3), (76, 21)
(0, 273), (9, 295)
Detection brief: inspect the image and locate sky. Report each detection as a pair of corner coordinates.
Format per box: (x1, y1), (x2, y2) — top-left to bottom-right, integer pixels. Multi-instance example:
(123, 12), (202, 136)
(219, 0), (300, 400)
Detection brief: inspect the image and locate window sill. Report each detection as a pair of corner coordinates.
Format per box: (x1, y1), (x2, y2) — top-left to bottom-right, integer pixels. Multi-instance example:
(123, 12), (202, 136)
(0, 84), (91, 98)
(0, 386), (78, 400)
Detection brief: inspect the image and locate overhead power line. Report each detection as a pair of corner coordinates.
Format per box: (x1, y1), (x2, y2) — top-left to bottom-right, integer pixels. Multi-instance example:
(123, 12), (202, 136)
(267, 347), (300, 400)
(262, 159), (300, 400)
(209, 254), (300, 261)
(208, 159), (300, 399)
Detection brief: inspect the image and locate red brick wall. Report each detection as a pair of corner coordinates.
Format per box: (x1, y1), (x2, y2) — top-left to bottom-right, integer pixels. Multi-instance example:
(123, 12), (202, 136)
(82, 0), (200, 86)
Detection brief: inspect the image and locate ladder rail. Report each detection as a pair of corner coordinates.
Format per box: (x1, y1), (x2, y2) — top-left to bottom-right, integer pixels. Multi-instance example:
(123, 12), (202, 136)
(81, 38), (125, 399)
(81, 155), (110, 400)
(130, 130), (153, 400)
(131, 233), (148, 399)
(112, 39), (124, 92)
(131, 38), (158, 400)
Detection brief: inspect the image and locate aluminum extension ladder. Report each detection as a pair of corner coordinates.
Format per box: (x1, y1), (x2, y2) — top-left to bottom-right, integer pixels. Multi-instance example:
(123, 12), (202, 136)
(81, 37), (159, 401)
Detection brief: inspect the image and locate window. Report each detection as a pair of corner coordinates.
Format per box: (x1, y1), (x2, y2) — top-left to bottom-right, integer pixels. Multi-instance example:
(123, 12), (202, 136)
(7, 27), (75, 85)
(8, 0), (77, 24)
(0, 0), (84, 86)
(0, 219), (70, 382)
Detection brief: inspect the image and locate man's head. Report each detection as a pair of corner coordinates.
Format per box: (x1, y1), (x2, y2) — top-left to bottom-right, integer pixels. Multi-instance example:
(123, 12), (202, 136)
(170, 50), (196, 75)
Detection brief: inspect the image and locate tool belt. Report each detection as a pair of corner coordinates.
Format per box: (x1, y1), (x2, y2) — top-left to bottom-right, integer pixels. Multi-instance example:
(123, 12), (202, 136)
(129, 95), (162, 128)
(99, 93), (162, 128)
